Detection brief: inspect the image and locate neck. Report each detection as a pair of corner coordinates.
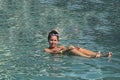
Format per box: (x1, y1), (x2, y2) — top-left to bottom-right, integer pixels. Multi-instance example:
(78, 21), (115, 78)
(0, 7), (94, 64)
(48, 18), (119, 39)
(49, 46), (57, 49)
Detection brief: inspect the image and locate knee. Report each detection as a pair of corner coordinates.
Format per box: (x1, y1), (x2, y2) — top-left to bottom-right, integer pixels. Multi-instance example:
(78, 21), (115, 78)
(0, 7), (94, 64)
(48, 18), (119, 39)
(69, 45), (75, 49)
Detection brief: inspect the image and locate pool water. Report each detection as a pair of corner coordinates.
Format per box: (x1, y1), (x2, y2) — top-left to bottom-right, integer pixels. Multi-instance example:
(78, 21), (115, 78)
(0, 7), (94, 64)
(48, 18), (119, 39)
(0, 0), (120, 80)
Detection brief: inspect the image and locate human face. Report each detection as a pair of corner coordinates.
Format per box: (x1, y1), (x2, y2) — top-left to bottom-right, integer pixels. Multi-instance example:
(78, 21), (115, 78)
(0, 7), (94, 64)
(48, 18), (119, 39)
(48, 36), (58, 48)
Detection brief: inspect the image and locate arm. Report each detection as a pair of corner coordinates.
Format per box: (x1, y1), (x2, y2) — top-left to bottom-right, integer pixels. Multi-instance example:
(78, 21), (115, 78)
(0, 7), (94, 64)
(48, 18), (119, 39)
(44, 47), (66, 54)
(44, 48), (58, 53)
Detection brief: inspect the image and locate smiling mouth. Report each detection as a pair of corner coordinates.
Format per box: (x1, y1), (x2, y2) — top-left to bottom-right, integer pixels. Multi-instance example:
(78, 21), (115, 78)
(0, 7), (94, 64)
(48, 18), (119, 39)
(50, 43), (56, 46)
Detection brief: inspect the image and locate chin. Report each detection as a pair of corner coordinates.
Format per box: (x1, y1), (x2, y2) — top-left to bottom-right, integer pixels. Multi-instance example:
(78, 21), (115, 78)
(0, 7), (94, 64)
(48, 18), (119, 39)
(51, 46), (55, 48)
(50, 45), (56, 48)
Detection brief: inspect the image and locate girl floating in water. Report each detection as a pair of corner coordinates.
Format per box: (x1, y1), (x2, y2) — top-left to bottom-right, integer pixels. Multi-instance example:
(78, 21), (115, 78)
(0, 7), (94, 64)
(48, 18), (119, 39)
(44, 30), (112, 58)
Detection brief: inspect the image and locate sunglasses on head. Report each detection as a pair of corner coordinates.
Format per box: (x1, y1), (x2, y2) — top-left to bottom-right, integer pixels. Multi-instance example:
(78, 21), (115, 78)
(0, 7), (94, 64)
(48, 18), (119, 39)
(50, 33), (59, 36)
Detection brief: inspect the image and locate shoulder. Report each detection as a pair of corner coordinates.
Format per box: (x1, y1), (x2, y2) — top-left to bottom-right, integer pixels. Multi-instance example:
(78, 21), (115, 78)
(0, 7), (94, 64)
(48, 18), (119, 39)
(44, 48), (51, 53)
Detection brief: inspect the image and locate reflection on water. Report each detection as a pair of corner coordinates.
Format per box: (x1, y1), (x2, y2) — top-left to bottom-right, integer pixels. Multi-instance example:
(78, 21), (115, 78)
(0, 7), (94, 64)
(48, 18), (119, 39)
(0, 0), (120, 80)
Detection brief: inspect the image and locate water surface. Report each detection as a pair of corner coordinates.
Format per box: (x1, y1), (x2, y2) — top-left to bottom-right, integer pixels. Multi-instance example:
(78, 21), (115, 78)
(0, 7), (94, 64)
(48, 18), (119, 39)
(0, 0), (120, 80)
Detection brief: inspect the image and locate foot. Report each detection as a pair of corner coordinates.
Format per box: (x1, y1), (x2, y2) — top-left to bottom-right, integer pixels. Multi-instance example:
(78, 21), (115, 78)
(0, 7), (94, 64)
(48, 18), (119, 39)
(96, 51), (101, 58)
(108, 52), (112, 57)
(98, 51), (112, 58)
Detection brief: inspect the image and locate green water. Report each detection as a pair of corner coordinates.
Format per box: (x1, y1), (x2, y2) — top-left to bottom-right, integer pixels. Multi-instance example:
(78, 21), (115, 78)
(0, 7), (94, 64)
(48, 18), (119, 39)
(0, 0), (120, 80)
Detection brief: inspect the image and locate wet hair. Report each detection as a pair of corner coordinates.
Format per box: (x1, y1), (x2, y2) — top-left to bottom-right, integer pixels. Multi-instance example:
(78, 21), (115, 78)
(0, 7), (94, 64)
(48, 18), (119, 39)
(48, 30), (59, 41)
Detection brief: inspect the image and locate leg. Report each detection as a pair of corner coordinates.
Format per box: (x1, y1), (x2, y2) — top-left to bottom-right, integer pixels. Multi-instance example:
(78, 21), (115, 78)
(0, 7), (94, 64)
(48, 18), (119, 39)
(78, 48), (112, 58)
(69, 45), (112, 58)
(70, 48), (92, 58)
(69, 45), (96, 58)
(78, 47), (97, 57)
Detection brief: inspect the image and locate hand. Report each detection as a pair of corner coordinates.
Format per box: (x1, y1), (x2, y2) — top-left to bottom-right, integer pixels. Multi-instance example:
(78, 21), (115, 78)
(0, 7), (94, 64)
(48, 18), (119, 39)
(53, 49), (63, 54)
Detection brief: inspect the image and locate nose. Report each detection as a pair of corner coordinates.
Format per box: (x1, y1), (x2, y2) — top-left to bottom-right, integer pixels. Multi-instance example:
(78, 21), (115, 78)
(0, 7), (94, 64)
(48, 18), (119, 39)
(50, 40), (55, 43)
(52, 41), (56, 43)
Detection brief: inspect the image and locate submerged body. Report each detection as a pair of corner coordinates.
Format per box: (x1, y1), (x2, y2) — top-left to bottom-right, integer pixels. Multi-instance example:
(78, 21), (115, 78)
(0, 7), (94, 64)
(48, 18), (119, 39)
(44, 30), (112, 58)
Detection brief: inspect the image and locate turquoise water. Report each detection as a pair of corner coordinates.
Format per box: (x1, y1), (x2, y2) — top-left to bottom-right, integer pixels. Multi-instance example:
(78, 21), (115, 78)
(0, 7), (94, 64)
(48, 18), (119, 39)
(0, 0), (120, 80)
